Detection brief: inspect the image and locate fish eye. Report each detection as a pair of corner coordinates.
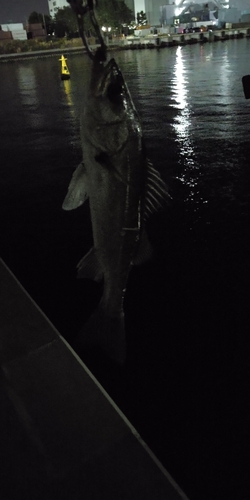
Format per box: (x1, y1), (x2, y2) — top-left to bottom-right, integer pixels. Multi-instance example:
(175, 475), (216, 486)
(107, 82), (123, 102)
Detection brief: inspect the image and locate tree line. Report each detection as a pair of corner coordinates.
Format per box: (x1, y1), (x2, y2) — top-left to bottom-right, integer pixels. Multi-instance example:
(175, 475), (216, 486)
(28, 2), (147, 39)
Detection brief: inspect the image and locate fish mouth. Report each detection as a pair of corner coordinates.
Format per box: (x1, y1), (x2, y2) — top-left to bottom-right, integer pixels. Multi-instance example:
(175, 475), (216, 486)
(95, 58), (126, 104)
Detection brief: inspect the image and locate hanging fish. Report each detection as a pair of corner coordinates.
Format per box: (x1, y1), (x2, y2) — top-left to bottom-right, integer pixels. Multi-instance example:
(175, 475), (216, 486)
(63, 55), (170, 364)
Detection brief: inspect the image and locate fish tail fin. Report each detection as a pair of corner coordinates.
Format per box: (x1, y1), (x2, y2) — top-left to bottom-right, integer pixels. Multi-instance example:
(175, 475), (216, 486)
(72, 305), (126, 365)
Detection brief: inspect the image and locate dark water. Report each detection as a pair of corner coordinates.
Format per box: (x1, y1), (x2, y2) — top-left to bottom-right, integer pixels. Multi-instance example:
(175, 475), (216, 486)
(1, 39), (249, 499)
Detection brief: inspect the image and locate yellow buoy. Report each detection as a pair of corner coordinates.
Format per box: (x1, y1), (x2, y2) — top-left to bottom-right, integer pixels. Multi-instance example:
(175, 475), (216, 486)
(59, 55), (70, 80)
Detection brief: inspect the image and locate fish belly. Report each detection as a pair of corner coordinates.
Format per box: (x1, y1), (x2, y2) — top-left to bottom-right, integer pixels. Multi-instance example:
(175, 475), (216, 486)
(86, 156), (140, 317)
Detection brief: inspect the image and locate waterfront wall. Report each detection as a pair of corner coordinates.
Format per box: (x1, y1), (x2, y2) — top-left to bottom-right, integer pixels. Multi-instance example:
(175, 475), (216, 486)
(122, 27), (250, 49)
(1, 27), (250, 62)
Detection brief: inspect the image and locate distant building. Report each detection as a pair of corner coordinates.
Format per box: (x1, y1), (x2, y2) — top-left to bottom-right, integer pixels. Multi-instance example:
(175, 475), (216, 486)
(160, 4), (176, 26)
(218, 7), (241, 24)
(229, 0), (250, 9)
(1, 23), (27, 40)
(145, 0), (167, 26)
(0, 27), (12, 44)
(144, 1), (237, 27)
(229, 1), (250, 23)
(26, 23), (46, 40)
(175, 3), (211, 25)
(48, 0), (69, 17)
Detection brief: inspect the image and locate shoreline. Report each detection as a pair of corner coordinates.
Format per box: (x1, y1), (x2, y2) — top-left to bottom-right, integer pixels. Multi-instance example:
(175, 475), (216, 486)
(0, 45), (88, 62)
(1, 26), (250, 62)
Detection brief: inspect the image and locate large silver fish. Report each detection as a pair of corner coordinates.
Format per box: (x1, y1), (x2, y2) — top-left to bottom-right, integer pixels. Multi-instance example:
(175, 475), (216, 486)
(63, 56), (169, 364)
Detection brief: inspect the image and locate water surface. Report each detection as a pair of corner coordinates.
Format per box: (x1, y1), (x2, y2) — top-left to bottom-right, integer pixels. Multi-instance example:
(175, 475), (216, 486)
(0, 40), (249, 500)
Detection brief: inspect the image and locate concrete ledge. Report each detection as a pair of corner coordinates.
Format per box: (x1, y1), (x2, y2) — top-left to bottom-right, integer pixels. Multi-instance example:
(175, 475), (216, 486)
(0, 46), (86, 62)
(0, 258), (189, 499)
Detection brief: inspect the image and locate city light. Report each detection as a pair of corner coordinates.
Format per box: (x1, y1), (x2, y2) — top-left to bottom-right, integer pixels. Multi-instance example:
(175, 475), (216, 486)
(101, 26), (112, 32)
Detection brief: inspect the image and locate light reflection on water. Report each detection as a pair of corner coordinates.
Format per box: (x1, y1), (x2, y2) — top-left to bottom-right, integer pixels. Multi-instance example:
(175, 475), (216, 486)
(17, 65), (38, 108)
(16, 65), (46, 129)
(171, 46), (192, 151)
(62, 79), (74, 108)
(170, 46), (206, 211)
(172, 47), (189, 112)
(110, 45), (249, 227)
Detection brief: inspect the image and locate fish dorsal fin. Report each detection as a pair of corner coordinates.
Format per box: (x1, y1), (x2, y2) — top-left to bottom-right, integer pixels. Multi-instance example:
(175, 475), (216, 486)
(77, 247), (103, 282)
(144, 159), (171, 221)
(62, 162), (88, 211)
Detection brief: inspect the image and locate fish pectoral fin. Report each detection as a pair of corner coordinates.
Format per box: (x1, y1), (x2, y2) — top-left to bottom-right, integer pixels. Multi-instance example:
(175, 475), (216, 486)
(133, 229), (153, 265)
(144, 159), (172, 221)
(77, 247), (103, 282)
(62, 162), (89, 211)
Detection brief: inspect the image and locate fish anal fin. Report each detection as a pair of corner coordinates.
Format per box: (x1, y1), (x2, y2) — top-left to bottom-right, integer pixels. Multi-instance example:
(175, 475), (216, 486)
(62, 162), (89, 211)
(144, 159), (171, 221)
(77, 247), (103, 282)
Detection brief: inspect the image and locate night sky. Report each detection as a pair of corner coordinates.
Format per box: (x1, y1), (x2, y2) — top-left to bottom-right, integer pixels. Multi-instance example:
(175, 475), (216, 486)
(0, 0), (49, 24)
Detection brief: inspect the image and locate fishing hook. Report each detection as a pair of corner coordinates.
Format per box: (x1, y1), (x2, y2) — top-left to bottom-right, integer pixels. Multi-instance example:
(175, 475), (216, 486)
(67, 0), (107, 61)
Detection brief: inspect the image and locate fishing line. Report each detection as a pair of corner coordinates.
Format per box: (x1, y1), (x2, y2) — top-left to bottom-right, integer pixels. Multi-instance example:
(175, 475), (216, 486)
(67, 0), (107, 61)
